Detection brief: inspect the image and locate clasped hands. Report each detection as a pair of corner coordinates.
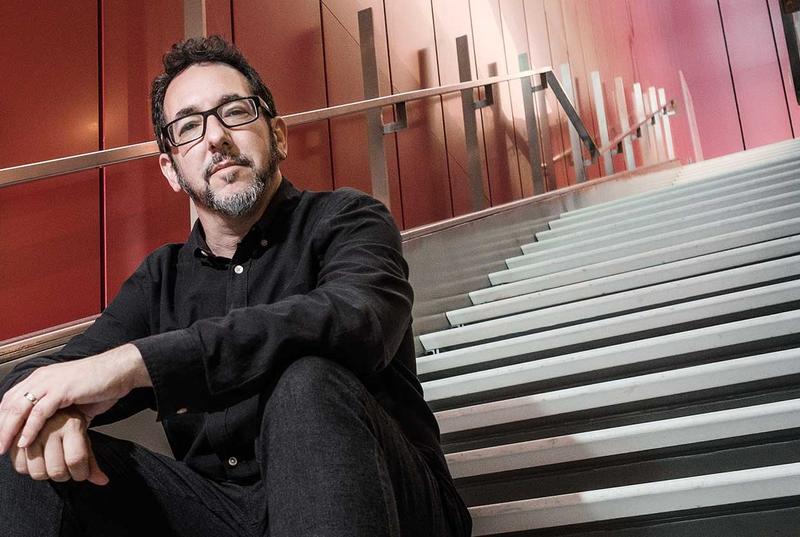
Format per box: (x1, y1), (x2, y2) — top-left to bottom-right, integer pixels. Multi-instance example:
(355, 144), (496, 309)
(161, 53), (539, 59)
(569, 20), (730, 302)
(0, 344), (150, 485)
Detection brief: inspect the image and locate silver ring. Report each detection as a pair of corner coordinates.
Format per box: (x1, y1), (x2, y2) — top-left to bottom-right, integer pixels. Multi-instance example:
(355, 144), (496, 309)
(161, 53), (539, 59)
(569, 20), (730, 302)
(23, 392), (39, 406)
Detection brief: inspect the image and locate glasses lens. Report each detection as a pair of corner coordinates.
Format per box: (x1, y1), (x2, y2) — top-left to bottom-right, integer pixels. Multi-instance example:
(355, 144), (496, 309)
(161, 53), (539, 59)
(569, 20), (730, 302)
(218, 98), (258, 127)
(166, 98), (260, 146)
(169, 114), (205, 145)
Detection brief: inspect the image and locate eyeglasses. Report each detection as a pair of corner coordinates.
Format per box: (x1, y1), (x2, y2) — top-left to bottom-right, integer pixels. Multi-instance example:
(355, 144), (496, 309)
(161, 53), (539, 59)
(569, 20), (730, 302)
(162, 96), (273, 147)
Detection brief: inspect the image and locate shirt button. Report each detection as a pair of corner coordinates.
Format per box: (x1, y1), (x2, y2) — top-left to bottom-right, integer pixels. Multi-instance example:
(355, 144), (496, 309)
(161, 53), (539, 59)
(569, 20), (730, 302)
(176, 407), (188, 415)
(260, 239), (269, 247)
(227, 456), (239, 467)
(233, 265), (244, 274)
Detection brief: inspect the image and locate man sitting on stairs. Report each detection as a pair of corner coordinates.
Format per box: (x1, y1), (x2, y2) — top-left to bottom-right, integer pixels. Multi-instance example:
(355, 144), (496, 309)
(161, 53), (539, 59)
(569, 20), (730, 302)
(0, 35), (471, 537)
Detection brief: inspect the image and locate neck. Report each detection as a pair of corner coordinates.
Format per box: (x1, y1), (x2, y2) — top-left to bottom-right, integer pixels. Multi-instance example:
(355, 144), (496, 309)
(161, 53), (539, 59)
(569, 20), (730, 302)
(196, 175), (282, 258)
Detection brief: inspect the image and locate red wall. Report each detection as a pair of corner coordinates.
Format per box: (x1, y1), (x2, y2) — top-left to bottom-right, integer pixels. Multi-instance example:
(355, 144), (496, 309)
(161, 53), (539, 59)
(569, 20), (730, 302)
(0, 0), (101, 340)
(2, 0), (797, 340)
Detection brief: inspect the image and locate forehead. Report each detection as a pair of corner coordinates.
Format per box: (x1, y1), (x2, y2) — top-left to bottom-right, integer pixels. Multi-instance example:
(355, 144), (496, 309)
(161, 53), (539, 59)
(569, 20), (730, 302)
(163, 62), (253, 119)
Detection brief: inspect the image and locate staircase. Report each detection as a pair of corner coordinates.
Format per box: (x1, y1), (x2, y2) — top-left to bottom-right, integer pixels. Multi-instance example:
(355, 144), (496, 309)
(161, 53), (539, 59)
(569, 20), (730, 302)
(413, 139), (800, 535)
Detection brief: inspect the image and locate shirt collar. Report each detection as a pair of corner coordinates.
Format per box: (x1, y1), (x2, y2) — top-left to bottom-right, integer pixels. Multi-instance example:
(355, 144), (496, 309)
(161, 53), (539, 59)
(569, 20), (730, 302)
(187, 176), (302, 261)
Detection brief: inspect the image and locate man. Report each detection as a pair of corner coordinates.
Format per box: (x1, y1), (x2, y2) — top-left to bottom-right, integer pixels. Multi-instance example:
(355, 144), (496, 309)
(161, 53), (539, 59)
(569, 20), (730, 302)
(0, 36), (471, 536)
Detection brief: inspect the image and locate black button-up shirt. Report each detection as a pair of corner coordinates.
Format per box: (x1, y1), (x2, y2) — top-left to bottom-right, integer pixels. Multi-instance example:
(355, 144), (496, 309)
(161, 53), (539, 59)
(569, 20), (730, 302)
(3, 179), (456, 493)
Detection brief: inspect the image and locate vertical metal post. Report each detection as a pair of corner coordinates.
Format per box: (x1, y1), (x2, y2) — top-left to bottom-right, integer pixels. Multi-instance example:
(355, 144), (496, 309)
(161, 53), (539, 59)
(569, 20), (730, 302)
(518, 53), (545, 195)
(358, 8), (391, 208)
(613, 76), (636, 170)
(559, 63), (586, 183)
(632, 83), (653, 166)
(648, 86), (666, 162)
(590, 71), (614, 176)
(456, 36), (488, 211)
(658, 88), (675, 160)
(536, 73), (553, 191)
(185, 0), (207, 226)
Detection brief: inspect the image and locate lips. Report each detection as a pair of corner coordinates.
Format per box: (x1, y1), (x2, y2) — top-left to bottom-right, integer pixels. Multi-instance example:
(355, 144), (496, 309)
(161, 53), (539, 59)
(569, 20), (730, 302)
(209, 160), (238, 176)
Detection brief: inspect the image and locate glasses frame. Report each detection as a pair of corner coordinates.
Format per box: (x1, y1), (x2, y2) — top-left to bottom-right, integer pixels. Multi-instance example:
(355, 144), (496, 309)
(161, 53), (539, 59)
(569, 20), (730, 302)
(161, 96), (274, 148)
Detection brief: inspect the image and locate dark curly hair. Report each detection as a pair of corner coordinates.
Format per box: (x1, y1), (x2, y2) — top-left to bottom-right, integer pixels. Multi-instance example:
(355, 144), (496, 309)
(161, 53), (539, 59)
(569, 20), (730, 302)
(150, 35), (278, 153)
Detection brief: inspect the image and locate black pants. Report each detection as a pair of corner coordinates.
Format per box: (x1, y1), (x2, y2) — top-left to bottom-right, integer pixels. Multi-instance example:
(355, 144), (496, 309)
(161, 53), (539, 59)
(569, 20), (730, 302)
(0, 357), (469, 536)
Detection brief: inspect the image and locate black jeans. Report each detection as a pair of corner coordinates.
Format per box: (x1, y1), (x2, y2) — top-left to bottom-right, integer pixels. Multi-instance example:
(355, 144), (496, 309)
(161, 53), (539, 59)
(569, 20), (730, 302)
(0, 357), (468, 536)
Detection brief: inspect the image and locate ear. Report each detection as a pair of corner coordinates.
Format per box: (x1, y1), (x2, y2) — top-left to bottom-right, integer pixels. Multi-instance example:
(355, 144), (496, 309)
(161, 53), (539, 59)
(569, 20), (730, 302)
(159, 153), (182, 193)
(271, 116), (288, 160)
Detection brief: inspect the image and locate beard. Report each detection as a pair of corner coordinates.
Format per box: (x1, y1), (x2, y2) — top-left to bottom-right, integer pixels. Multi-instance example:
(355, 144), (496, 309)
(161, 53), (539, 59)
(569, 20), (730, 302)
(174, 133), (281, 218)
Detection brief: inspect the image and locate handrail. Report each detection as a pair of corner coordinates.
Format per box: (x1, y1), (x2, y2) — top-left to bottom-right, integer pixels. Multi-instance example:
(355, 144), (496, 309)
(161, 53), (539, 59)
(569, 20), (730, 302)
(0, 68), (552, 189)
(0, 316), (98, 365)
(553, 100), (677, 163)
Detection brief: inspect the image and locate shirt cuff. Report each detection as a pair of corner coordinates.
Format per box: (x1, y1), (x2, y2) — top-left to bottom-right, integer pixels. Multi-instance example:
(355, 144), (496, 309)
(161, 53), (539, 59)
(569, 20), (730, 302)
(131, 329), (208, 420)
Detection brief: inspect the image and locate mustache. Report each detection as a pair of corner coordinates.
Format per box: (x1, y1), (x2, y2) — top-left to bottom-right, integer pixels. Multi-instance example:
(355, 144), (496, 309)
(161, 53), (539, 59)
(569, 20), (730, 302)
(203, 153), (255, 182)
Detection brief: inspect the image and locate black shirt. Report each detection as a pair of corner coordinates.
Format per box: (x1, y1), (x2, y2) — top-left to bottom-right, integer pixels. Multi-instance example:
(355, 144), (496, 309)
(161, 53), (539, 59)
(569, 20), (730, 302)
(2, 179), (455, 492)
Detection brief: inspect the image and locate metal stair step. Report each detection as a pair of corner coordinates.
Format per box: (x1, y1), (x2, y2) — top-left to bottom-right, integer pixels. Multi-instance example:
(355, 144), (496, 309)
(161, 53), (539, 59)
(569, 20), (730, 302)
(447, 399), (800, 479)
(470, 218), (800, 305)
(517, 191), (800, 264)
(558, 147), (800, 223)
(534, 176), (800, 246)
(421, 255), (799, 353)
(434, 347), (800, 435)
(495, 203), (800, 284)
(420, 280), (800, 376)
(446, 235), (800, 326)
(422, 310), (800, 400)
(468, 462), (800, 535)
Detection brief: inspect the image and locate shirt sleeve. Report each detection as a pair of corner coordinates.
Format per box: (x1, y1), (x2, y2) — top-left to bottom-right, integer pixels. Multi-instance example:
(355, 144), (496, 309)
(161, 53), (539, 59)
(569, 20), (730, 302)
(132, 193), (414, 418)
(0, 267), (156, 425)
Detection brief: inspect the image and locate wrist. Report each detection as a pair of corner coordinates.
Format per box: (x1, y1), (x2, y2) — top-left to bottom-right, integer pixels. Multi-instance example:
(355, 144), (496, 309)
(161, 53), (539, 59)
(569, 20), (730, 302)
(120, 343), (152, 389)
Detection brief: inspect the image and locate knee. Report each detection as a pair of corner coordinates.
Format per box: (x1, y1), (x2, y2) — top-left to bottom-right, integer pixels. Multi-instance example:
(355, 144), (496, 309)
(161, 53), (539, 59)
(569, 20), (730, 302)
(263, 356), (368, 429)
(270, 356), (355, 404)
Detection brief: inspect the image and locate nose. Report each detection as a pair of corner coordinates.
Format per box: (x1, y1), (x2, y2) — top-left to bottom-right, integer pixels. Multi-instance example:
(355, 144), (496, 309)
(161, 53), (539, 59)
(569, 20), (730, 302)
(204, 114), (233, 149)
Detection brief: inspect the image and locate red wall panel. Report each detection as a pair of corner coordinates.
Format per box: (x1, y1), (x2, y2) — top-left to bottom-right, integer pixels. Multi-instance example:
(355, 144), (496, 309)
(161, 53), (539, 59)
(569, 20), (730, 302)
(660, 0), (743, 159)
(558, 0), (601, 179)
(0, 0), (101, 340)
(384, 0), (453, 228)
(500, 0), (535, 198)
(102, 0), (191, 303)
(542, 0), (578, 187)
(471, 0), (524, 204)
(234, 0), (333, 193)
(719, 0), (792, 149)
(321, 0), (404, 227)
(524, 0), (569, 189)
(432, 0), (491, 216)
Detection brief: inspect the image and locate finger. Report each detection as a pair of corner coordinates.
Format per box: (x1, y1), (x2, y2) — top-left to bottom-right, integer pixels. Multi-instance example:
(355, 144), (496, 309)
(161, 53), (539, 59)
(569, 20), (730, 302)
(10, 443), (29, 476)
(43, 433), (70, 482)
(24, 441), (48, 481)
(62, 428), (91, 482)
(87, 447), (109, 486)
(17, 396), (60, 449)
(0, 391), (33, 454)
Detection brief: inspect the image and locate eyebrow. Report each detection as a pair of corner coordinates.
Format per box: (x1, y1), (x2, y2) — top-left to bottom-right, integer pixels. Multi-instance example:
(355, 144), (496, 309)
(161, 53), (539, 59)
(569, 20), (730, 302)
(172, 93), (248, 121)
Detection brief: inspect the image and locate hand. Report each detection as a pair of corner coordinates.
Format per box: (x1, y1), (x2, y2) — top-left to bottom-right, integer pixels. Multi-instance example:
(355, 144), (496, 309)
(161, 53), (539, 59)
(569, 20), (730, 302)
(9, 408), (109, 486)
(0, 343), (151, 454)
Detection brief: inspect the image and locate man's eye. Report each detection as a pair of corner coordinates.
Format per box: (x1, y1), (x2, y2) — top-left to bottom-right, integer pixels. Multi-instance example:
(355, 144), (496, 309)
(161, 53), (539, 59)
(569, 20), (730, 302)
(178, 121), (202, 135)
(223, 106), (248, 117)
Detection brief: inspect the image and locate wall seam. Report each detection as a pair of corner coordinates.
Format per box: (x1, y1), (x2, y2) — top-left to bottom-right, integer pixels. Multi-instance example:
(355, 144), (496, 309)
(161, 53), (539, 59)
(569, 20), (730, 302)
(98, 0), (107, 310)
(381, 0), (405, 228)
(318, 1), (335, 190)
(229, 0), (236, 42)
(496, 0), (525, 199)
(468, 0), (493, 207)
(428, 0), (456, 217)
(716, 0), (747, 151)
